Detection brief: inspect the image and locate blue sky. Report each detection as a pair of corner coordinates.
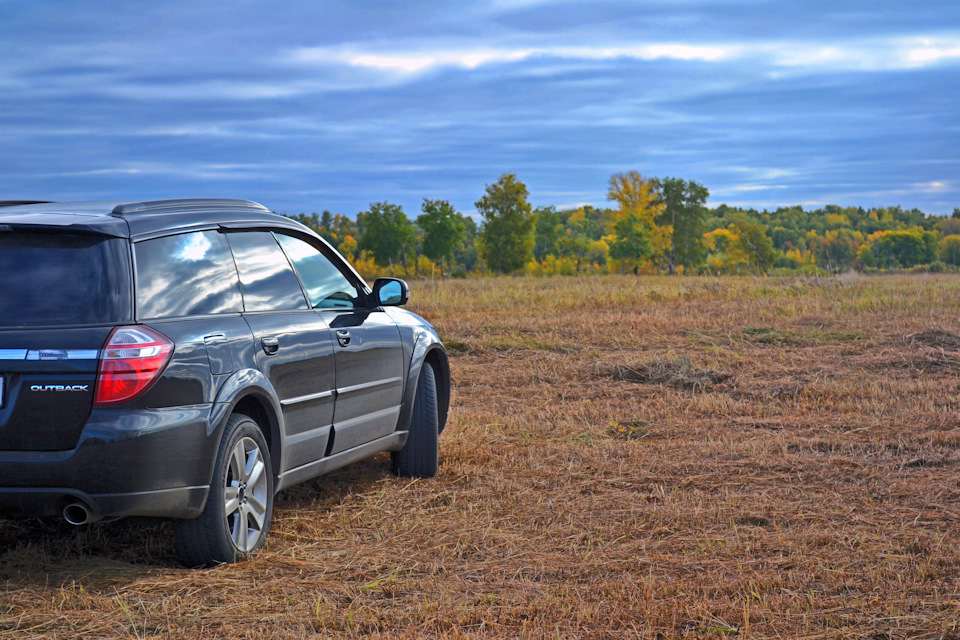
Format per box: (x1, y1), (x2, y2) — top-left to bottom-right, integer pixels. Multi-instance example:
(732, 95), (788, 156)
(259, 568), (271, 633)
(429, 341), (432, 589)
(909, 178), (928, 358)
(1, 0), (958, 218)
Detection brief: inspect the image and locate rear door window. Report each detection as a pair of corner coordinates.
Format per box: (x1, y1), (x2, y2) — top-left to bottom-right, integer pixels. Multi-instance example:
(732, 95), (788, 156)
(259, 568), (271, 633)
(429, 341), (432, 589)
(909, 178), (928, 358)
(135, 230), (242, 319)
(226, 232), (308, 312)
(0, 232), (131, 327)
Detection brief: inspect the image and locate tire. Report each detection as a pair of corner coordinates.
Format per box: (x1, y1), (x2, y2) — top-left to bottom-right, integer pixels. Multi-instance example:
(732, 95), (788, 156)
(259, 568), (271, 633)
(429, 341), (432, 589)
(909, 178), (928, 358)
(175, 413), (274, 567)
(391, 363), (439, 478)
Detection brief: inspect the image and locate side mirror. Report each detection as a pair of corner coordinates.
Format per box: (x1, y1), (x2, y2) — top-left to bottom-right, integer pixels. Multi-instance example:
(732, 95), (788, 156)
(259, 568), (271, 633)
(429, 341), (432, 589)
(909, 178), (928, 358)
(372, 278), (409, 307)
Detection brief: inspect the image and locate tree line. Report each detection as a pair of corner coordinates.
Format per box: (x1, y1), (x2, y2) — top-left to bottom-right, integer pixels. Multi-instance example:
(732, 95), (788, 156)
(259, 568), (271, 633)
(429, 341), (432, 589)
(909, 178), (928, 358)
(284, 172), (960, 278)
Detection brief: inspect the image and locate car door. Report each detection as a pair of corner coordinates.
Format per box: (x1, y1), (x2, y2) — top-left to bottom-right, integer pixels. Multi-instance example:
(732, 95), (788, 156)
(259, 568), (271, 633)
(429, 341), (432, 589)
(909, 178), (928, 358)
(226, 231), (337, 472)
(275, 234), (405, 455)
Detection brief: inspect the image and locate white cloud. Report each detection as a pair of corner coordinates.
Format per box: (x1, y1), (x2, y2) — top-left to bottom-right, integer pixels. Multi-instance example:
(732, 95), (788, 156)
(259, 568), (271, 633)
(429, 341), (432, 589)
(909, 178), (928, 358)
(732, 185), (789, 192)
(288, 42), (740, 74)
(286, 34), (960, 78)
(769, 36), (960, 71)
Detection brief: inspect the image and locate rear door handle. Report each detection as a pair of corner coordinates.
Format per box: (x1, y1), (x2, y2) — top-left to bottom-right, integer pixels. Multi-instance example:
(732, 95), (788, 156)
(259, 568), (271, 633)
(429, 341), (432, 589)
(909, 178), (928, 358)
(335, 330), (351, 347)
(261, 336), (279, 355)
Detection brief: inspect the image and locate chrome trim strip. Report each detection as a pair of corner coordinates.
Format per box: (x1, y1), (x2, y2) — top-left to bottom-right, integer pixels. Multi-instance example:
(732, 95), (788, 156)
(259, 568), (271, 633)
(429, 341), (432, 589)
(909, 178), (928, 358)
(336, 376), (403, 398)
(331, 405), (401, 431)
(0, 349), (100, 361)
(280, 389), (334, 407)
(27, 349), (100, 361)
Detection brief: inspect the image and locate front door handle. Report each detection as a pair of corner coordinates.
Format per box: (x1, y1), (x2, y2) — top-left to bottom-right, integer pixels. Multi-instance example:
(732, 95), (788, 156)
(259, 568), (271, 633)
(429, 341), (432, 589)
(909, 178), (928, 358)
(261, 336), (279, 355)
(335, 330), (351, 347)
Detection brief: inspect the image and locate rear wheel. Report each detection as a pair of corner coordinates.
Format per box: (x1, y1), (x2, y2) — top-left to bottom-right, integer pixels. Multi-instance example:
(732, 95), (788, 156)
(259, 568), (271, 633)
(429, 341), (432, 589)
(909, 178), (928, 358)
(392, 363), (439, 478)
(175, 413), (274, 567)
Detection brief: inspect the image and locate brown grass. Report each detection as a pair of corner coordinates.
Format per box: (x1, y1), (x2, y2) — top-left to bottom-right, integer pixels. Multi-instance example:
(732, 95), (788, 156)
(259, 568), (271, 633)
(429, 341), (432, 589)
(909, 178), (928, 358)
(3, 274), (960, 638)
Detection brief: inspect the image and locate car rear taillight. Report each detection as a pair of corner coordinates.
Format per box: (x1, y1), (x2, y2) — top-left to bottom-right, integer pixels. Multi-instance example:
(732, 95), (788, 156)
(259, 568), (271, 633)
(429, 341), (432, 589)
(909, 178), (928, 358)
(94, 326), (174, 406)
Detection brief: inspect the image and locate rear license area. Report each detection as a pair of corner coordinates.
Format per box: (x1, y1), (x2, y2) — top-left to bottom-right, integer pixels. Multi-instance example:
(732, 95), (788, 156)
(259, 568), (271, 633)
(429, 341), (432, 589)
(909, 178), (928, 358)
(0, 339), (108, 451)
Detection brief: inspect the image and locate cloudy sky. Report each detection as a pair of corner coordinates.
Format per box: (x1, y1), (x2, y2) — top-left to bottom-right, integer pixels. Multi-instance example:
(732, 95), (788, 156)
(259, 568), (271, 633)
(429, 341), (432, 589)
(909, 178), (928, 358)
(1, 1), (957, 217)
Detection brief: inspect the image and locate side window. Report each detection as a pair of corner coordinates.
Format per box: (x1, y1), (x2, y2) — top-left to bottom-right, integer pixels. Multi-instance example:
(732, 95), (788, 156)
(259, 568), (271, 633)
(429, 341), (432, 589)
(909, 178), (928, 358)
(276, 234), (361, 309)
(227, 232), (308, 312)
(135, 231), (242, 319)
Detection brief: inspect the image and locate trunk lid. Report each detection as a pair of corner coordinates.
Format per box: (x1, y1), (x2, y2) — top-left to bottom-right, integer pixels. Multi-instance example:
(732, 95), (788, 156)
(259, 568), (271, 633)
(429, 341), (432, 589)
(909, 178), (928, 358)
(0, 231), (131, 450)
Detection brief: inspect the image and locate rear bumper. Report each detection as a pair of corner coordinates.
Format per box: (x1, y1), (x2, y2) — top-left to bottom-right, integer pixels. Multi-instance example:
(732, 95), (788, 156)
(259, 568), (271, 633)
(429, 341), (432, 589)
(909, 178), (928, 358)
(0, 486), (208, 520)
(0, 404), (222, 519)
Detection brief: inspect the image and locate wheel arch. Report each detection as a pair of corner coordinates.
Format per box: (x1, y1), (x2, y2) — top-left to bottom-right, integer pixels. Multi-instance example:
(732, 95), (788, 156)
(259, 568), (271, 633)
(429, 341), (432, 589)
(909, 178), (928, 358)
(423, 347), (450, 434)
(396, 338), (450, 436)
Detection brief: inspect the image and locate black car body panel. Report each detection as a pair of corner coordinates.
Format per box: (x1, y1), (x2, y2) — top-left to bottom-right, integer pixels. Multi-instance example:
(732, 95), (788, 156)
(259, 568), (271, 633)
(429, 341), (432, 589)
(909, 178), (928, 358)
(0, 199), (449, 527)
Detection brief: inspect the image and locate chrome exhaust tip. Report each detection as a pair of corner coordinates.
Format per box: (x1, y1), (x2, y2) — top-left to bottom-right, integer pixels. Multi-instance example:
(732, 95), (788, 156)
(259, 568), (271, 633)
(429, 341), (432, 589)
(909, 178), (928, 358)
(63, 502), (100, 525)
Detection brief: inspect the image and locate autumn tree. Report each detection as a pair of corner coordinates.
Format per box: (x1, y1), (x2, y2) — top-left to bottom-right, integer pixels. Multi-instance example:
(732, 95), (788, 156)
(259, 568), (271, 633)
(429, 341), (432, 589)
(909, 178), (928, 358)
(940, 235), (960, 266)
(728, 216), (776, 275)
(606, 171), (663, 227)
(417, 198), (464, 275)
(476, 173), (535, 274)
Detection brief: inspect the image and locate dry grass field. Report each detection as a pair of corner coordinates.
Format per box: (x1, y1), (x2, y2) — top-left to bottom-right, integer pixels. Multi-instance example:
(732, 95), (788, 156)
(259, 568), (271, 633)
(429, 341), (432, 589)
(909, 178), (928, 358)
(2, 274), (960, 639)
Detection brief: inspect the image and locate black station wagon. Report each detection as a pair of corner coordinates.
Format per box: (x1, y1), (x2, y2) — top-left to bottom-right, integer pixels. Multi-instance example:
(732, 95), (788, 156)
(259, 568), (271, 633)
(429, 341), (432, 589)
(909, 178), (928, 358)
(0, 198), (450, 566)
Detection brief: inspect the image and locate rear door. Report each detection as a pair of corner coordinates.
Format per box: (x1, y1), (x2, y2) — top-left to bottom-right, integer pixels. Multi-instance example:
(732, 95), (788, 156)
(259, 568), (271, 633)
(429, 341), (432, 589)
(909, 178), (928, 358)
(0, 232), (132, 451)
(226, 231), (337, 472)
(275, 234), (404, 455)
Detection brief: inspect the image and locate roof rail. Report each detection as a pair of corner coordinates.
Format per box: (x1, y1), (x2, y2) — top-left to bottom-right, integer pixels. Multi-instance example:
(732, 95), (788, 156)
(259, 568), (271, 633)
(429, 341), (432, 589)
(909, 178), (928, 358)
(0, 201), (54, 208)
(111, 198), (269, 215)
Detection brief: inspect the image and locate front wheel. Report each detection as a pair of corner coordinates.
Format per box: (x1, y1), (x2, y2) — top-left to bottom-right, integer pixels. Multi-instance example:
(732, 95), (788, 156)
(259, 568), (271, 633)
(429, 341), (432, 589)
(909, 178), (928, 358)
(175, 413), (274, 567)
(392, 363), (439, 478)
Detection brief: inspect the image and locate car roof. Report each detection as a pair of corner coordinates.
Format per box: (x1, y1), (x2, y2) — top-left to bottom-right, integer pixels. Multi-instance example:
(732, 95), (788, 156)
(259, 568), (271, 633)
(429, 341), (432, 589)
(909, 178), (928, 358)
(0, 199), (305, 239)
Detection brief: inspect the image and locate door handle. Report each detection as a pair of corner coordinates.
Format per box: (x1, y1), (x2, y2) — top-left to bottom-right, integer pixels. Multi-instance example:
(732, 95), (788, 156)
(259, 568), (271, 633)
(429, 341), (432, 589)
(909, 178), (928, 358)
(335, 330), (351, 347)
(261, 336), (280, 355)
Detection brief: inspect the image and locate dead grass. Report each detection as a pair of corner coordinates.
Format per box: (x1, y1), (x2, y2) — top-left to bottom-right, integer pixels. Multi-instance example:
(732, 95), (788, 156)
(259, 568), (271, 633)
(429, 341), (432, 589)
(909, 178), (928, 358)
(3, 274), (960, 638)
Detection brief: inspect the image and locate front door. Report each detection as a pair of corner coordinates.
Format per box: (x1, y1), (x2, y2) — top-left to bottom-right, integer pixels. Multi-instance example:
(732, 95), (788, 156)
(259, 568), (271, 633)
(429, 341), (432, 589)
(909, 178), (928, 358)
(274, 233), (404, 455)
(323, 309), (404, 454)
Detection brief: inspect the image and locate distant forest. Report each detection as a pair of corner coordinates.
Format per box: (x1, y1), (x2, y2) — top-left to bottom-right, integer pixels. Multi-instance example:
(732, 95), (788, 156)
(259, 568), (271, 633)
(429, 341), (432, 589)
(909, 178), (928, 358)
(283, 172), (960, 278)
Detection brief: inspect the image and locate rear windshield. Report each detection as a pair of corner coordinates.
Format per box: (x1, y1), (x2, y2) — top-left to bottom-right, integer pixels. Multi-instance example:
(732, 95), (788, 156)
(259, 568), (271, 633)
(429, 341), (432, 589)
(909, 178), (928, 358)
(0, 232), (132, 328)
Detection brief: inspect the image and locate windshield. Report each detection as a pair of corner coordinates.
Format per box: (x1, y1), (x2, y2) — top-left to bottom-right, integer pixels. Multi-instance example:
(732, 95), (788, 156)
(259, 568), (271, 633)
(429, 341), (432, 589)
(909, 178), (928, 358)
(0, 232), (132, 327)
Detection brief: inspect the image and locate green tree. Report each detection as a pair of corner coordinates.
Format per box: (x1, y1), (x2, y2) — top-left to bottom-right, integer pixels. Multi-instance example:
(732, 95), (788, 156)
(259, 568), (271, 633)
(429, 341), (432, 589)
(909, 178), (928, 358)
(871, 229), (937, 268)
(609, 213), (651, 272)
(534, 206), (563, 260)
(452, 213), (479, 274)
(318, 210), (335, 244)
(476, 173), (535, 274)
(357, 201), (416, 268)
(656, 177), (709, 273)
(417, 199), (464, 275)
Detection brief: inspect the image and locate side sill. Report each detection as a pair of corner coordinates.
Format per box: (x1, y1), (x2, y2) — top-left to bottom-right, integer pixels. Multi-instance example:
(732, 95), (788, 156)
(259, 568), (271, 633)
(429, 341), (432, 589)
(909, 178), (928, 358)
(275, 431), (408, 492)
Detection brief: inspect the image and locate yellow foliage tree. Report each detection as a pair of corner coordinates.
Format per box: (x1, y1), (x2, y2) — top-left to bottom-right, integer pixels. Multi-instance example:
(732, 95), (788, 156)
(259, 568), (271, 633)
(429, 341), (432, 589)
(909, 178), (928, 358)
(606, 171), (663, 227)
(703, 228), (750, 272)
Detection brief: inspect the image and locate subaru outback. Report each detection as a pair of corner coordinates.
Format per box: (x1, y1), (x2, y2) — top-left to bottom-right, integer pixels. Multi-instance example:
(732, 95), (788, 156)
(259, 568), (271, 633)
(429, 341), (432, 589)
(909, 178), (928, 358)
(0, 198), (450, 566)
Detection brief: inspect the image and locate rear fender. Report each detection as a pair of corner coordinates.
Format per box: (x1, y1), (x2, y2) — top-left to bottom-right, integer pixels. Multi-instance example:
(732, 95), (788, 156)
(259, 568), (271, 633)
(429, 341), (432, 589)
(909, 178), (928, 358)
(209, 368), (285, 482)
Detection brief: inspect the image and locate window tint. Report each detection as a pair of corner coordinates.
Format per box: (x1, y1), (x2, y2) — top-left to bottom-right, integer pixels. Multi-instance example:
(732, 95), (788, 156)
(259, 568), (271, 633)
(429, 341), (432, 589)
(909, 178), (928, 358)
(0, 233), (131, 327)
(276, 234), (361, 309)
(227, 232), (308, 312)
(136, 231), (242, 319)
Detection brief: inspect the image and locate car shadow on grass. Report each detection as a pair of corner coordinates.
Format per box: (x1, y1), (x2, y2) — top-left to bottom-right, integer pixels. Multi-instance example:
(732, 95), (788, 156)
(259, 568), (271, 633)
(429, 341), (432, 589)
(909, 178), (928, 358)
(0, 454), (395, 585)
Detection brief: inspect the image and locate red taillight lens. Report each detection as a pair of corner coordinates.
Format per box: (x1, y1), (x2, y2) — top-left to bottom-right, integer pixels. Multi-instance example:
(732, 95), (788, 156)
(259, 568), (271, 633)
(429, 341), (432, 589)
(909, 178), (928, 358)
(94, 326), (174, 406)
